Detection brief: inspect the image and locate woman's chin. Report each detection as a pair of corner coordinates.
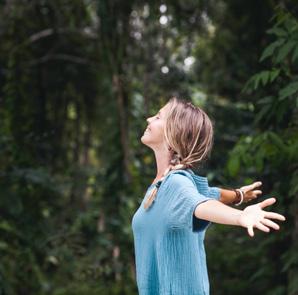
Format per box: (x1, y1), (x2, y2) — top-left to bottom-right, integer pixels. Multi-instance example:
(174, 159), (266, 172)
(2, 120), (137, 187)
(141, 134), (151, 146)
(140, 134), (148, 144)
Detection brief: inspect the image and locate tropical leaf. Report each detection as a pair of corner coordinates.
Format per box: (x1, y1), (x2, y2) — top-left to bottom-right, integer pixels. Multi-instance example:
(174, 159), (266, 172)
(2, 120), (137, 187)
(278, 81), (298, 100)
(275, 41), (297, 63)
(267, 27), (287, 37)
(260, 39), (285, 62)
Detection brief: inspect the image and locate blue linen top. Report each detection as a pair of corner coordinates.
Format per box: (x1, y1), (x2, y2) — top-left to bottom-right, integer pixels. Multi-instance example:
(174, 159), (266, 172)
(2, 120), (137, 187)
(131, 169), (220, 295)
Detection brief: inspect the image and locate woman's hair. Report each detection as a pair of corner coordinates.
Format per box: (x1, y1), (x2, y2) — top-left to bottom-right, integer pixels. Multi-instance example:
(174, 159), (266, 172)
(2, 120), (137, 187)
(144, 96), (214, 209)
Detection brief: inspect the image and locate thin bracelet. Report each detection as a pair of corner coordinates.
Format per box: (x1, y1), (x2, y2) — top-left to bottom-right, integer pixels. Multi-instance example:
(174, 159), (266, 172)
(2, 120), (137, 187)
(231, 189), (240, 204)
(234, 189), (244, 206)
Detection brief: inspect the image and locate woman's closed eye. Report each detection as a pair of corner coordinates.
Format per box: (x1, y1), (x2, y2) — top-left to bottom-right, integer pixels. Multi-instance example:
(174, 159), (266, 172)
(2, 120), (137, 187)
(155, 111), (161, 119)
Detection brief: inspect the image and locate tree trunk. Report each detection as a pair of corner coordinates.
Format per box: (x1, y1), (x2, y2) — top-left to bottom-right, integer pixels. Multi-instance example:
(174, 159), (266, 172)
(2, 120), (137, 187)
(113, 73), (132, 185)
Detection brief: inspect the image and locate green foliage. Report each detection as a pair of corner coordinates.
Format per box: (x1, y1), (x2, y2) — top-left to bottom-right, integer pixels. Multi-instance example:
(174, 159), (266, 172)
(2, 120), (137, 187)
(225, 8), (298, 295)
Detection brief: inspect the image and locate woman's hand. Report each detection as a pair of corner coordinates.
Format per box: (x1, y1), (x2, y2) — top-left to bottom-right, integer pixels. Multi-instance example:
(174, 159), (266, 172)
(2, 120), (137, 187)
(238, 198), (285, 237)
(239, 181), (263, 203)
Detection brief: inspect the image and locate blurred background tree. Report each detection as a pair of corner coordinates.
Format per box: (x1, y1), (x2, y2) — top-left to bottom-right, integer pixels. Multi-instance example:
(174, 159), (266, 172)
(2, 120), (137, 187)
(0, 0), (297, 294)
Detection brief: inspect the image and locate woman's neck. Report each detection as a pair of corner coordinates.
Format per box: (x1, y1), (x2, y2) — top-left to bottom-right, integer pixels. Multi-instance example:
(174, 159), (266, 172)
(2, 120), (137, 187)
(153, 146), (171, 182)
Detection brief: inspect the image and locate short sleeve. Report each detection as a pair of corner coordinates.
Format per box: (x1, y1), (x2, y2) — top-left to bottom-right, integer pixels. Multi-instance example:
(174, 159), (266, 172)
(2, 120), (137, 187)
(209, 186), (220, 200)
(164, 173), (213, 232)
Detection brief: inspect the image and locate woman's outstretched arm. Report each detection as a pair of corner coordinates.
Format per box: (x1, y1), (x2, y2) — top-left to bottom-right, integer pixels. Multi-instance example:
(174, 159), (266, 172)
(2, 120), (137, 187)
(194, 197), (285, 237)
(218, 181), (262, 205)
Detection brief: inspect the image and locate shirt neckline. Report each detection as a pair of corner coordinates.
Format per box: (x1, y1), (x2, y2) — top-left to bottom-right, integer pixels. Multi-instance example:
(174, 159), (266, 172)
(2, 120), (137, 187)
(148, 168), (202, 188)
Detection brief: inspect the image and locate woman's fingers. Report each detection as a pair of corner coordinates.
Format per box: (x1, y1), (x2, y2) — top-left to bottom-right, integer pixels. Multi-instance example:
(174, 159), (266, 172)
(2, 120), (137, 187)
(247, 222), (269, 236)
(253, 190), (262, 196)
(252, 181), (262, 189)
(241, 182), (263, 204)
(244, 190), (262, 202)
(242, 181), (262, 192)
(247, 226), (254, 237)
(255, 221), (270, 232)
(264, 211), (286, 221)
(259, 197), (276, 209)
(246, 218), (281, 237)
(261, 218), (280, 230)
(246, 190), (262, 198)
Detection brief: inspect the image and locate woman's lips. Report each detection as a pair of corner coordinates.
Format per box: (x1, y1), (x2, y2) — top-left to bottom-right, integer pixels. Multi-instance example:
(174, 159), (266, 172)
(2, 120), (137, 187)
(145, 127), (150, 132)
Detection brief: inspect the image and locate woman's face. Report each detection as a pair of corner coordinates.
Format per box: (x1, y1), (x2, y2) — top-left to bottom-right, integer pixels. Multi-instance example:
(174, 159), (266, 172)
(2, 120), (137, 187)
(141, 103), (170, 149)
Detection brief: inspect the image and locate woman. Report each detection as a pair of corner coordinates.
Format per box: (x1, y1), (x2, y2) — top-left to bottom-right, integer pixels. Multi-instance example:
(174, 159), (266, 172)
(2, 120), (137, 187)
(132, 97), (285, 295)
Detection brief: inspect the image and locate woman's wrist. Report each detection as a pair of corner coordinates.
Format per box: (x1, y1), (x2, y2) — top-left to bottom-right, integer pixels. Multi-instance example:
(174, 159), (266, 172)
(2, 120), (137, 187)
(219, 188), (239, 205)
(232, 189), (244, 206)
